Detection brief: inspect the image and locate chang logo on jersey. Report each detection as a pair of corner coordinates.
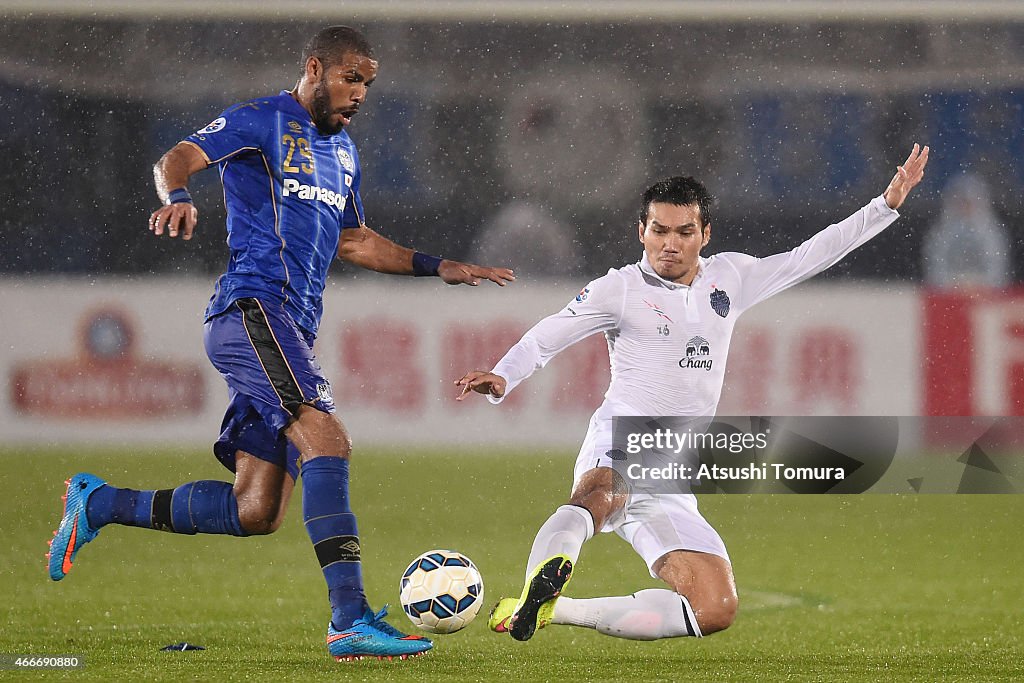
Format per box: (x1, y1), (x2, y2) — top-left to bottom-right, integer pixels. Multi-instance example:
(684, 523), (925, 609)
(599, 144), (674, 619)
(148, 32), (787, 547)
(281, 179), (347, 210)
(679, 336), (713, 371)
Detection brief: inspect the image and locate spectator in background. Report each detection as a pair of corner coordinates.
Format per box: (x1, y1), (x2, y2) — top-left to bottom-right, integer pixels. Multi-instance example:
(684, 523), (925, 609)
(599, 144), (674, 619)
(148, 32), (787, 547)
(471, 201), (582, 278)
(922, 173), (1011, 289)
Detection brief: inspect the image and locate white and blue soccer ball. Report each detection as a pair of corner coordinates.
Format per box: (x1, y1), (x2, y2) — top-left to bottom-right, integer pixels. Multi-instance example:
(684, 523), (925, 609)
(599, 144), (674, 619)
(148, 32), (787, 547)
(399, 549), (484, 634)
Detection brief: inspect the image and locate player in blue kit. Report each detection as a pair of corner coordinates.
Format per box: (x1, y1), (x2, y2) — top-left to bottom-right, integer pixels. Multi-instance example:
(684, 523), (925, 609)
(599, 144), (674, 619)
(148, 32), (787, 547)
(47, 26), (514, 662)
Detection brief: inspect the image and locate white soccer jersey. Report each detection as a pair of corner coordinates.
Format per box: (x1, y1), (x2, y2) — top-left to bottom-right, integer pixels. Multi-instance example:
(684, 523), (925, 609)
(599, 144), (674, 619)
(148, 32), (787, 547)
(490, 195), (899, 419)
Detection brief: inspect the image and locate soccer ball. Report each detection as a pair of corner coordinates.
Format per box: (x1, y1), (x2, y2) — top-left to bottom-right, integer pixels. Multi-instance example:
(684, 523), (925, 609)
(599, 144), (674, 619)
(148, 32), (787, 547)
(399, 549), (484, 634)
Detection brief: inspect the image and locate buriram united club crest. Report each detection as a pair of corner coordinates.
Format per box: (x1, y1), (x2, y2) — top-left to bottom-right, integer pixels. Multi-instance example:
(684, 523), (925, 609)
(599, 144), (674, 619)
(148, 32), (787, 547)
(710, 287), (730, 318)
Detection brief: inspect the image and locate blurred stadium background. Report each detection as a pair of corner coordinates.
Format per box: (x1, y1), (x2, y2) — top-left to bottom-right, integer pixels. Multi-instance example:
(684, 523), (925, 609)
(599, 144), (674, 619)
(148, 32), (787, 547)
(1, 1), (1022, 448)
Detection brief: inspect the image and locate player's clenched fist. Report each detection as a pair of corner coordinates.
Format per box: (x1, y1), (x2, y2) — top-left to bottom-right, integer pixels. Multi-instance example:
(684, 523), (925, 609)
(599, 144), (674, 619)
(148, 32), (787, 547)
(149, 202), (198, 240)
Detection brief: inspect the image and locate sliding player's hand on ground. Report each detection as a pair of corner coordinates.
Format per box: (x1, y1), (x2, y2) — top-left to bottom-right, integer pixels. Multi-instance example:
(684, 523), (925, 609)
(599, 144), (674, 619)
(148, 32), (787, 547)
(438, 260), (516, 286)
(149, 202), (199, 240)
(882, 143), (930, 210)
(455, 371), (507, 400)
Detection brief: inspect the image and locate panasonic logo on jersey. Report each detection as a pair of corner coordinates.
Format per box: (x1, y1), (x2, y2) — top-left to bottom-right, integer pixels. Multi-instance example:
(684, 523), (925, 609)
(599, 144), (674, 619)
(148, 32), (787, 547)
(282, 179), (347, 210)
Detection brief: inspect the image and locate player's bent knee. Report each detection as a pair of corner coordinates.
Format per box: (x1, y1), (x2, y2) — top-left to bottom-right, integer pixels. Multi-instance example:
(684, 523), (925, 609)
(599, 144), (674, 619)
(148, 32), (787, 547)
(568, 467), (627, 529)
(235, 491), (287, 535)
(657, 551), (738, 635)
(237, 507), (284, 535)
(693, 591), (738, 634)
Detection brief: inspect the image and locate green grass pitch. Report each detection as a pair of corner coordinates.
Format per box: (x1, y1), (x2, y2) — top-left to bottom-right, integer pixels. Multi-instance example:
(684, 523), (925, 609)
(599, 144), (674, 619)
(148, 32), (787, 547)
(2, 447), (1022, 681)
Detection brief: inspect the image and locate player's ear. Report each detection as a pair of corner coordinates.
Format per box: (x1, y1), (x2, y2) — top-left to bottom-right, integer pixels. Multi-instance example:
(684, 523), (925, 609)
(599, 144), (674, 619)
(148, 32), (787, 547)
(701, 223), (711, 248)
(638, 220), (646, 244)
(305, 56), (322, 81)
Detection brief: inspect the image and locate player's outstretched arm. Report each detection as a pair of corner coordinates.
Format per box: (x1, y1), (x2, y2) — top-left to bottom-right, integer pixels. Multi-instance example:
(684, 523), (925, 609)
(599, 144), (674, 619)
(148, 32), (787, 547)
(149, 142), (208, 240)
(454, 371), (507, 401)
(729, 143), (931, 310)
(882, 143), (930, 210)
(338, 225), (515, 286)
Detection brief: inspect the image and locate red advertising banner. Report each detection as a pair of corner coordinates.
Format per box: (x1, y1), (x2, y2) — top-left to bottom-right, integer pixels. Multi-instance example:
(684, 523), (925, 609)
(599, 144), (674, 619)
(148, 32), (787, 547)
(923, 289), (1024, 416)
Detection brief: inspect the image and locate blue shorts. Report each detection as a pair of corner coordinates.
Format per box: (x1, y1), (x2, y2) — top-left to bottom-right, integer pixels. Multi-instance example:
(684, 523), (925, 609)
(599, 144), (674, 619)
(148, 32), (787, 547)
(204, 297), (335, 480)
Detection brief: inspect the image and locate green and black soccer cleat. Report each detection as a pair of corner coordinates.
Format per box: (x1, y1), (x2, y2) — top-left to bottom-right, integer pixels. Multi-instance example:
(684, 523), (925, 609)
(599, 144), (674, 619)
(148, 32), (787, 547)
(507, 555), (573, 641)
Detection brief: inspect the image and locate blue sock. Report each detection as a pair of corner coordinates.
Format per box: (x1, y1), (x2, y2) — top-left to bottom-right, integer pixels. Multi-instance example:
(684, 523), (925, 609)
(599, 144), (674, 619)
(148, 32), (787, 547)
(85, 481), (247, 536)
(301, 456), (369, 630)
(86, 485), (153, 528)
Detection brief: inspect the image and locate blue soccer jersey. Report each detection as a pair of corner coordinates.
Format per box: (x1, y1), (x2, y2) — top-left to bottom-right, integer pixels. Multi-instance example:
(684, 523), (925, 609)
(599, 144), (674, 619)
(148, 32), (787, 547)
(185, 92), (365, 337)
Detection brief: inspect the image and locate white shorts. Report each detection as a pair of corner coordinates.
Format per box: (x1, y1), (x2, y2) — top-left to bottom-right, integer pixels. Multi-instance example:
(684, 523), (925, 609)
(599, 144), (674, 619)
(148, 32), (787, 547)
(572, 414), (730, 578)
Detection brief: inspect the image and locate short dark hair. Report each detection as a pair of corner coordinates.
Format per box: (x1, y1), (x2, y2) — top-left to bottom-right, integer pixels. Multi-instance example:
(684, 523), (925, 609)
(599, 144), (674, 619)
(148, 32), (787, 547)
(640, 176), (714, 228)
(301, 25), (374, 72)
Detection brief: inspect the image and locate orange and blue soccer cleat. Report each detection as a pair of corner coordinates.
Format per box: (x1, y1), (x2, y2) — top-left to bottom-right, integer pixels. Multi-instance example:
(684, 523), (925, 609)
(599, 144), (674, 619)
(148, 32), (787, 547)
(48, 473), (106, 581)
(326, 606), (432, 661)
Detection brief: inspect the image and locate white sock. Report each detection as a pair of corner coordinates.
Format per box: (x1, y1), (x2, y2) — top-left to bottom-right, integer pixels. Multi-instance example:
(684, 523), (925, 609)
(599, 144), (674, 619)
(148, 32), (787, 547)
(524, 505), (594, 582)
(552, 589), (702, 640)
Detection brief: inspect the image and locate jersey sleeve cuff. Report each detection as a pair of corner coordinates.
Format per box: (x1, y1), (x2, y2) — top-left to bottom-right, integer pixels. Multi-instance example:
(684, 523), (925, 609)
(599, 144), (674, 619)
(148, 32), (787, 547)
(181, 140), (212, 167)
(873, 194), (899, 217)
(486, 370), (512, 404)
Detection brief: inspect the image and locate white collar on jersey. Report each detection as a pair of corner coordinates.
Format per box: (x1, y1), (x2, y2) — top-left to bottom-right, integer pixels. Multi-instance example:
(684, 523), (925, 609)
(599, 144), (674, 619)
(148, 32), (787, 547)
(638, 253), (706, 290)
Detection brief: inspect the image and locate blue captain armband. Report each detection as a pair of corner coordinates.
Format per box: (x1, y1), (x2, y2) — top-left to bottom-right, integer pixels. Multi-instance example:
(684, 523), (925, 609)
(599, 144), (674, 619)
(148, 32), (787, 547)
(412, 251), (443, 277)
(167, 188), (193, 205)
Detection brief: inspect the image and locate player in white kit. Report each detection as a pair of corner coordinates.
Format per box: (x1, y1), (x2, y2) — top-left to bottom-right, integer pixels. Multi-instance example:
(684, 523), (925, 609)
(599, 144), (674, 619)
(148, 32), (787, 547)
(456, 144), (929, 643)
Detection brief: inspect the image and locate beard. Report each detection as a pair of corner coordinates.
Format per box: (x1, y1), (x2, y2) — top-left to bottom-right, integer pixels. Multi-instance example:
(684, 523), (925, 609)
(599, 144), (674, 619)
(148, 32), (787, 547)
(310, 76), (344, 135)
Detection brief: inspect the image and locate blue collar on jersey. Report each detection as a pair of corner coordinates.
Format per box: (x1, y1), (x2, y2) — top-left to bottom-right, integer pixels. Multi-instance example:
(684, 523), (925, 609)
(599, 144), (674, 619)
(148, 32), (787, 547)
(277, 90), (345, 141)
(638, 253), (706, 290)
(278, 90), (312, 119)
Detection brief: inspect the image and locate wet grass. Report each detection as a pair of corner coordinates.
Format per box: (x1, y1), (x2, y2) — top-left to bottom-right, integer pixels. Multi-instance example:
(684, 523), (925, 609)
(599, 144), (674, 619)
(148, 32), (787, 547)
(2, 448), (1022, 681)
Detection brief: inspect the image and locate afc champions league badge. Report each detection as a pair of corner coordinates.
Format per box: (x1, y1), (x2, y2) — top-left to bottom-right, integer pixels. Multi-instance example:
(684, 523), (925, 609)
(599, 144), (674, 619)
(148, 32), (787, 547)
(196, 117), (226, 135)
(710, 288), (730, 318)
